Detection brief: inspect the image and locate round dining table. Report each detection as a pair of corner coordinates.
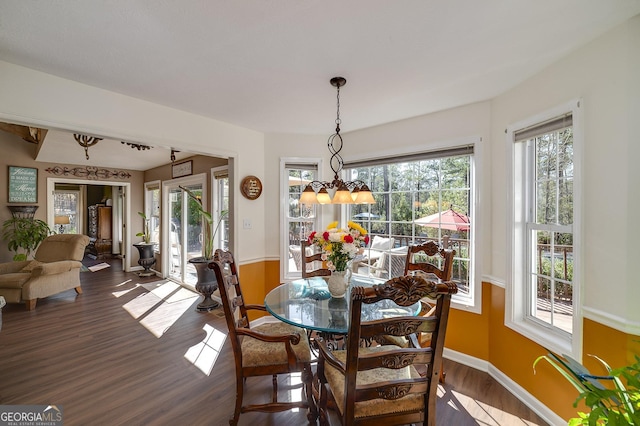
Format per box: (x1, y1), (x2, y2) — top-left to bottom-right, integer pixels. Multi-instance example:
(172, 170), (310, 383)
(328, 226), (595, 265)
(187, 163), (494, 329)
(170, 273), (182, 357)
(264, 275), (421, 335)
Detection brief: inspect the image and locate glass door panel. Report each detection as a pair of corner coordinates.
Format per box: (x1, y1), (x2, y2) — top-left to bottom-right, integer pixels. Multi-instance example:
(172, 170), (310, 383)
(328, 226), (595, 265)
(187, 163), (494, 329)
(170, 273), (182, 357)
(166, 180), (204, 286)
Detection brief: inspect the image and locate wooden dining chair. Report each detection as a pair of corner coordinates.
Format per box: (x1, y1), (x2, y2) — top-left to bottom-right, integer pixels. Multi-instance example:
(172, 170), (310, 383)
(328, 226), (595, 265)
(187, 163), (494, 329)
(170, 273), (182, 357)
(301, 240), (331, 278)
(404, 240), (455, 281)
(403, 240), (456, 383)
(316, 275), (458, 425)
(209, 249), (316, 425)
(374, 241), (455, 384)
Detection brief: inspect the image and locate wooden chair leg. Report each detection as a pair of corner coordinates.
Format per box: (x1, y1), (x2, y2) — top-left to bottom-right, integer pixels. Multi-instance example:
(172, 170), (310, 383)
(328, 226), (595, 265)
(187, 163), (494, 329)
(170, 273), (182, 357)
(439, 364), (446, 384)
(25, 299), (36, 310)
(75, 286), (83, 294)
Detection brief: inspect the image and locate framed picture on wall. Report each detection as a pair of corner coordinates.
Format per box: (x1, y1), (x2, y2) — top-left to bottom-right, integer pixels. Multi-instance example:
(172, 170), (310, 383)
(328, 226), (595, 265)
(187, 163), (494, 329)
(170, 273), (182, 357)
(172, 160), (193, 179)
(8, 166), (38, 203)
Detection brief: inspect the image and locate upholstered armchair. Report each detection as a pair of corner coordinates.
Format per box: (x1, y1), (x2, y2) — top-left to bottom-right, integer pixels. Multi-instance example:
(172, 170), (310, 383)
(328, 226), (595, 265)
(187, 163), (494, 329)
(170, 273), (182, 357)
(0, 234), (90, 310)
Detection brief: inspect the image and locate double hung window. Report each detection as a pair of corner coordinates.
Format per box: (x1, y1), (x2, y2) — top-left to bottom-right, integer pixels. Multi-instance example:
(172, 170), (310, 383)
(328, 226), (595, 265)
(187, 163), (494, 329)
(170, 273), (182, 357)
(282, 160), (320, 279)
(507, 101), (581, 356)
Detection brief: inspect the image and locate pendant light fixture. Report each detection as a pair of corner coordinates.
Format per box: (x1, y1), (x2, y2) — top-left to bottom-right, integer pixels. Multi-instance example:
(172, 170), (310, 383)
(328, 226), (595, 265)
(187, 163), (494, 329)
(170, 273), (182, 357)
(300, 77), (375, 205)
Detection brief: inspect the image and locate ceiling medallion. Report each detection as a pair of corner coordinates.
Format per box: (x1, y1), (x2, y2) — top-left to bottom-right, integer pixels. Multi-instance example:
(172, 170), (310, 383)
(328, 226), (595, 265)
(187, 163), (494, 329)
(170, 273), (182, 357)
(300, 77), (375, 205)
(74, 133), (103, 160)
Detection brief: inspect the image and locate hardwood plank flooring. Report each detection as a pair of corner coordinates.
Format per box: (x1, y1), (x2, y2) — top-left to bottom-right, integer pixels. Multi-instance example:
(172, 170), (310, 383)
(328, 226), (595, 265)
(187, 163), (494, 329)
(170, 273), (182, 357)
(0, 258), (549, 425)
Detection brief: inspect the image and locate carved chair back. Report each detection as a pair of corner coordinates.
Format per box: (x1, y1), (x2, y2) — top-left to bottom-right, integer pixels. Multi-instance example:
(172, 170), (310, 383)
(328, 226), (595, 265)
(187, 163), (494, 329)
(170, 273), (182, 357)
(316, 275), (458, 425)
(301, 240), (331, 278)
(404, 240), (455, 281)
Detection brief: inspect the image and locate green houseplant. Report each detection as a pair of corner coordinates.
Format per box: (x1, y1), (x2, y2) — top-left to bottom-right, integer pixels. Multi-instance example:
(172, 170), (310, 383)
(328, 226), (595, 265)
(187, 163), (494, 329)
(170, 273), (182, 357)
(534, 350), (640, 425)
(180, 186), (227, 261)
(2, 217), (52, 261)
(135, 211), (152, 244)
(180, 186), (227, 311)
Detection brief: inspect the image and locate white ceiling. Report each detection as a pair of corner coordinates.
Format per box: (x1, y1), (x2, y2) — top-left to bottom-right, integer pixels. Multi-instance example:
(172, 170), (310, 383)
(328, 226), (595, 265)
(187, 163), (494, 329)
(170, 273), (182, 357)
(1, 1), (639, 168)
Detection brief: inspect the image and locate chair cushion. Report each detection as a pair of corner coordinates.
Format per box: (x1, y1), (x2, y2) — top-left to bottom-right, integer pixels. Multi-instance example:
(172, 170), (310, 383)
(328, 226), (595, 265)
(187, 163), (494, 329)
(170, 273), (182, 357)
(241, 321), (311, 367)
(324, 345), (424, 418)
(0, 272), (32, 289)
(370, 236), (394, 251)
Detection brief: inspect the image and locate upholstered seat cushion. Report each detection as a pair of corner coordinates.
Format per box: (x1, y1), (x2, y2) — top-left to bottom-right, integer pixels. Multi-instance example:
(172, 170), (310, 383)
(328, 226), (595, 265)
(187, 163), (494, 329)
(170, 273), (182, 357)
(324, 345), (424, 418)
(0, 272), (32, 288)
(241, 321), (312, 367)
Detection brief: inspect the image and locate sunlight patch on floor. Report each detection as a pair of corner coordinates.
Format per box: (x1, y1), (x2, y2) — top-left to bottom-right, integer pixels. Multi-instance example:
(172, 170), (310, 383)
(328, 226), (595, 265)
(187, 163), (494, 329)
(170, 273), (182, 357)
(449, 389), (543, 426)
(184, 323), (227, 376)
(112, 279), (135, 298)
(287, 371), (304, 409)
(121, 280), (199, 337)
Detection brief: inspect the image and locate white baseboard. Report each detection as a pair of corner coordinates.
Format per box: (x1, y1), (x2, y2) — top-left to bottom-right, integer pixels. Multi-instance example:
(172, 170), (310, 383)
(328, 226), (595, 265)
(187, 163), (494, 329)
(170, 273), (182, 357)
(444, 348), (565, 426)
(443, 347), (490, 372)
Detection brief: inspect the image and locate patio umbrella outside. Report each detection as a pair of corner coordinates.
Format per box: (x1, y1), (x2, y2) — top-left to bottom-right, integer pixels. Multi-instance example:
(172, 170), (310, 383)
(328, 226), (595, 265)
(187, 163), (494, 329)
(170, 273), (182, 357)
(288, 175), (312, 186)
(415, 207), (470, 231)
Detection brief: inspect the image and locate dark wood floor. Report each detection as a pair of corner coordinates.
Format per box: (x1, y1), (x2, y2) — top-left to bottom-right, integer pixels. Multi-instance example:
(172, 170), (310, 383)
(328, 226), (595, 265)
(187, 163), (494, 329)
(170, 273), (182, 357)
(0, 258), (549, 426)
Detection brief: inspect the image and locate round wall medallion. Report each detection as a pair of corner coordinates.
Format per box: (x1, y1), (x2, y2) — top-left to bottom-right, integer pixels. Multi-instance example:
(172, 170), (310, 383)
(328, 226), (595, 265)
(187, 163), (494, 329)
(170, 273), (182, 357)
(240, 175), (263, 200)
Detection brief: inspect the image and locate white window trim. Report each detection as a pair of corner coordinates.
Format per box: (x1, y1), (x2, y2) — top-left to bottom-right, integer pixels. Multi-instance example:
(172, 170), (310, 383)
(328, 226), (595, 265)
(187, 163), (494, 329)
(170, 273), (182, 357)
(341, 136), (483, 314)
(280, 157), (323, 282)
(505, 99), (583, 359)
(211, 165), (228, 251)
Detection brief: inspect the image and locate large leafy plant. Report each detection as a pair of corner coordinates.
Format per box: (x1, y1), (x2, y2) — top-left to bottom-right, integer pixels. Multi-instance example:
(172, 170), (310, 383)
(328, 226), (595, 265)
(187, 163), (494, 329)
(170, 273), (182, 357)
(180, 186), (227, 260)
(2, 217), (53, 261)
(534, 349), (640, 425)
(135, 211), (152, 243)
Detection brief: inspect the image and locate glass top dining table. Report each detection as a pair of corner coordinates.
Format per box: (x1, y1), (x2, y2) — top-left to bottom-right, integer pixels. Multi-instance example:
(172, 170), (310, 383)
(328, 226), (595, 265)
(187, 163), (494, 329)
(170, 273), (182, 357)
(264, 275), (421, 334)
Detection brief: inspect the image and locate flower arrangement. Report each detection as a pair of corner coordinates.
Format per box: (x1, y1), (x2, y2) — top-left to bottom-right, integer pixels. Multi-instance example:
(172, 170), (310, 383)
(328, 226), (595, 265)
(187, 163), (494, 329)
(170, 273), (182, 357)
(307, 221), (369, 272)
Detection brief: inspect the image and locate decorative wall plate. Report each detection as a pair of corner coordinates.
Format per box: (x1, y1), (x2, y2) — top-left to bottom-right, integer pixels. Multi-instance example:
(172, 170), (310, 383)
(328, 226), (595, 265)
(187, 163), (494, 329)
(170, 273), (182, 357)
(240, 175), (263, 200)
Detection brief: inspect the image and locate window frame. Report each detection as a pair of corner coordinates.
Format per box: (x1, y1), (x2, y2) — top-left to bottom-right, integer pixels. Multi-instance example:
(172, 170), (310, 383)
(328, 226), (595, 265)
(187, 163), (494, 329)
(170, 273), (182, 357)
(506, 99), (583, 359)
(211, 166), (229, 251)
(280, 157), (323, 281)
(341, 138), (482, 313)
(144, 180), (161, 253)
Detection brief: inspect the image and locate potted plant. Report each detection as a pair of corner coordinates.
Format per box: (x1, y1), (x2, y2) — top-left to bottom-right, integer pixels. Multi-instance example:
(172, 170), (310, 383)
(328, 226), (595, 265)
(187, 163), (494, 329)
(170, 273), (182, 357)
(180, 186), (227, 311)
(133, 212), (157, 276)
(2, 216), (52, 261)
(534, 349), (640, 424)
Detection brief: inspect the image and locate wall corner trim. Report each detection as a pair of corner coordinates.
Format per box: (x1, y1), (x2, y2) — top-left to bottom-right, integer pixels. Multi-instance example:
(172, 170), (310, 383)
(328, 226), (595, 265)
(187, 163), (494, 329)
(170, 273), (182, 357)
(483, 274), (505, 288)
(583, 306), (640, 335)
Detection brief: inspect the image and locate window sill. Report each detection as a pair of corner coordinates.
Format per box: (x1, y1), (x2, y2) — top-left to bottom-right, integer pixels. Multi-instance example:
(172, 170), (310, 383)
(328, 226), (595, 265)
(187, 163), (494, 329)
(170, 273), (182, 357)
(506, 318), (575, 358)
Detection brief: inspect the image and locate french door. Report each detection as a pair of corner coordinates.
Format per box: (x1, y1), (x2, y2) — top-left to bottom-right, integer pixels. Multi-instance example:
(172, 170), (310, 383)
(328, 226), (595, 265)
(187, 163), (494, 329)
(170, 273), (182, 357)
(163, 174), (206, 287)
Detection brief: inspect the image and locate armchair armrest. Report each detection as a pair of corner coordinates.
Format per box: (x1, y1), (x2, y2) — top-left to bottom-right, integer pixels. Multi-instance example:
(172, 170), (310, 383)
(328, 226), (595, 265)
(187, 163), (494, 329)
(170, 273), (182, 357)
(317, 338), (346, 374)
(0, 261), (30, 274)
(31, 260), (82, 277)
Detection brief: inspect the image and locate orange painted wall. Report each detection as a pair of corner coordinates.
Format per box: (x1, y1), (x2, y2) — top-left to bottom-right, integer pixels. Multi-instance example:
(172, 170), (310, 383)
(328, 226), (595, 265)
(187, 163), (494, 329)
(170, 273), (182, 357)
(583, 318), (640, 375)
(444, 281), (491, 360)
(238, 259), (281, 321)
